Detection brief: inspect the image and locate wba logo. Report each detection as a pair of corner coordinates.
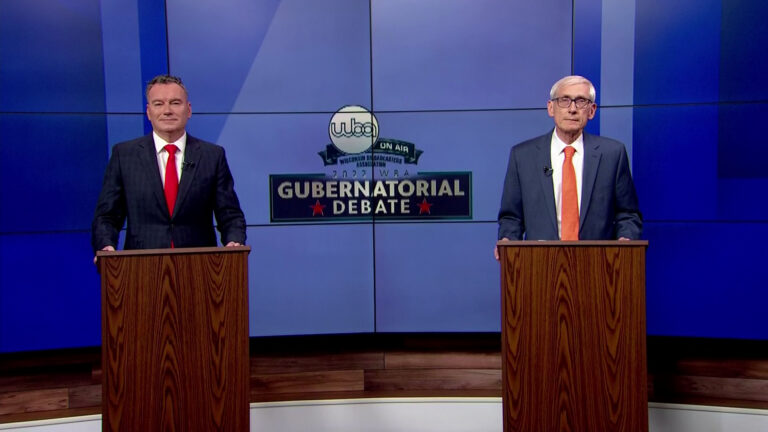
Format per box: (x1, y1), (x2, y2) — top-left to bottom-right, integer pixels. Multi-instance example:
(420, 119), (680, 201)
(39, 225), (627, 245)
(328, 105), (378, 154)
(269, 105), (472, 222)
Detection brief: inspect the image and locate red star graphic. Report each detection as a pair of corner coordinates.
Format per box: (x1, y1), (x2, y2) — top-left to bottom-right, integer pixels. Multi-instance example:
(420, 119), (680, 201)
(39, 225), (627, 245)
(310, 200), (326, 216)
(417, 198), (433, 215)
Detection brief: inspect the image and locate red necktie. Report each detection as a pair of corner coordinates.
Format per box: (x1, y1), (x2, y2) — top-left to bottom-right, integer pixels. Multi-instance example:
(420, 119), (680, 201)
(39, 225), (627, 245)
(561, 145), (579, 240)
(164, 144), (179, 217)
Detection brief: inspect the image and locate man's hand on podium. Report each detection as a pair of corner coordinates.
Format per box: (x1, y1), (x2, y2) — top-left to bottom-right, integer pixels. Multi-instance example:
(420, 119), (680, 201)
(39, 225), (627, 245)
(495, 237), (631, 261)
(93, 245), (115, 265)
(494, 237), (510, 261)
(93, 243), (241, 265)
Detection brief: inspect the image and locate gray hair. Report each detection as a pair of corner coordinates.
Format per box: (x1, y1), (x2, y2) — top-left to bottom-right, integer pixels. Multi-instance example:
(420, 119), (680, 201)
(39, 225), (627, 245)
(145, 75), (188, 101)
(549, 75), (596, 102)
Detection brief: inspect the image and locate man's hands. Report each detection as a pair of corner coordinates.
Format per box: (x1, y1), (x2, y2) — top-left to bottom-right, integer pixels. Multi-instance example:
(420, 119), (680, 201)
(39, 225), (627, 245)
(93, 245), (116, 265)
(494, 237), (510, 261)
(94, 242), (241, 264)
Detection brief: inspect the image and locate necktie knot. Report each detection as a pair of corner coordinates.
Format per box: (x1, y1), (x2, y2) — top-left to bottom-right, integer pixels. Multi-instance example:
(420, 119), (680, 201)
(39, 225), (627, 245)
(164, 144), (178, 155)
(564, 145), (575, 159)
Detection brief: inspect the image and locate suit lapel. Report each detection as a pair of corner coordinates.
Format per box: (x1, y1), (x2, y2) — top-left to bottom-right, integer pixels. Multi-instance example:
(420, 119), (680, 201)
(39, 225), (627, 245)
(536, 134), (558, 236)
(580, 133), (601, 230)
(174, 136), (201, 217)
(138, 135), (168, 215)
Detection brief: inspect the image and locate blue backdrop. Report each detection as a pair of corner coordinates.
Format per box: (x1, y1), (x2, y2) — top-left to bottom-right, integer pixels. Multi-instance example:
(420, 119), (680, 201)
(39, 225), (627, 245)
(1, 0), (766, 352)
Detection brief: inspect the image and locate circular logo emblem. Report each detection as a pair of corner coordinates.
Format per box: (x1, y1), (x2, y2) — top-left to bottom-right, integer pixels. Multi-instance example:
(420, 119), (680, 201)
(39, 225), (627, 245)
(328, 105), (379, 154)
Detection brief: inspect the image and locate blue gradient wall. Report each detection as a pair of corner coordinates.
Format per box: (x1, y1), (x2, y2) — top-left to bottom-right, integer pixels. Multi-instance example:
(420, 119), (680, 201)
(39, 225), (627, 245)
(633, 0), (768, 338)
(0, 0), (765, 352)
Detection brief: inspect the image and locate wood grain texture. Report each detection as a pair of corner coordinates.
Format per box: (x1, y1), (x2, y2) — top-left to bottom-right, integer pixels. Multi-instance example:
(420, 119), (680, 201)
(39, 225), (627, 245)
(100, 248), (249, 432)
(68, 385), (101, 409)
(365, 369), (501, 391)
(385, 351), (501, 369)
(3, 333), (768, 422)
(251, 352), (383, 374)
(0, 389), (67, 415)
(0, 406), (100, 424)
(674, 359), (768, 379)
(0, 369), (93, 393)
(660, 375), (768, 402)
(499, 242), (648, 432)
(251, 370), (364, 394)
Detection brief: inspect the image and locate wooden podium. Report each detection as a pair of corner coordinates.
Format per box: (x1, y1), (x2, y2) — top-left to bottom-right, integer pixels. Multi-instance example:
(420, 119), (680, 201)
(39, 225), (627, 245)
(97, 246), (251, 432)
(497, 241), (648, 432)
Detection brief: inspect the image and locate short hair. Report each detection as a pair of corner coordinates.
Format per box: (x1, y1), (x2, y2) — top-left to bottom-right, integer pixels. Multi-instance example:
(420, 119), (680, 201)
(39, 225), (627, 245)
(145, 75), (188, 101)
(549, 75), (596, 102)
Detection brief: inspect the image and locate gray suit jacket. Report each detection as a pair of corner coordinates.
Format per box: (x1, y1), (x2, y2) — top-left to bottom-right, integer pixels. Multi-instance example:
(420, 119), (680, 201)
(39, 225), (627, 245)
(498, 130), (642, 240)
(91, 134), (246, 252)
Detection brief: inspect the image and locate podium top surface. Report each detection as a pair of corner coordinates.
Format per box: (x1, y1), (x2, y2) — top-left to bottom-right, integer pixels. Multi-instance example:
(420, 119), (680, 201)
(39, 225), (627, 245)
(96, 245), (251, 257)
(496, 240), (648, 247)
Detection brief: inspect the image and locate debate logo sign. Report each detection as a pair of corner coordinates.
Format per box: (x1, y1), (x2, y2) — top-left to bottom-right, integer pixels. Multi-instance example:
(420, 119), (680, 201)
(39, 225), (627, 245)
(269, 105), (472, 222)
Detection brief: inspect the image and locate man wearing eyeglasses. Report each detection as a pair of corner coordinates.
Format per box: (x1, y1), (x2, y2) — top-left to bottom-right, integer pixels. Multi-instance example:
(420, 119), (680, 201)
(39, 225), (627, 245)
(495, 75), (641, 258)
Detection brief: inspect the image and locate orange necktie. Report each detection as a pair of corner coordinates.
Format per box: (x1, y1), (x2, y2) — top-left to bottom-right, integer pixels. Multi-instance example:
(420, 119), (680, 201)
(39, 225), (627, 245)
(561, 145), (579, 240)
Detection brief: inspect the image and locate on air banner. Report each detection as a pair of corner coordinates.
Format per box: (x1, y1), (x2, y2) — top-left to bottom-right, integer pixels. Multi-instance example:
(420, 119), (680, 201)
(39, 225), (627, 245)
(269, 172), (472, 222)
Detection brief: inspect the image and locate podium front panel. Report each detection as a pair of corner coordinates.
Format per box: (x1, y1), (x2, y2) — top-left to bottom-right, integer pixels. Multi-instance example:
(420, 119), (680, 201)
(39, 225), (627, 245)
(498, 241), (648, 432)
(99, 247), (250, 432)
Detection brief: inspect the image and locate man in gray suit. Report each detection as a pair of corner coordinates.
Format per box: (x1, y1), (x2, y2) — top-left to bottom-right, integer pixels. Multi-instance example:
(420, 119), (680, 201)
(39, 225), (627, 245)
(92, 75), (246, 257)
(495, 75), (641, 259)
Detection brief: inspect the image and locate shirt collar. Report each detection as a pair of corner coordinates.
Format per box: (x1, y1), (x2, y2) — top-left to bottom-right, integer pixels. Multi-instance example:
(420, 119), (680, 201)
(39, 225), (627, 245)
(551, 130), (584, 155)
(153, 131), (187, 154)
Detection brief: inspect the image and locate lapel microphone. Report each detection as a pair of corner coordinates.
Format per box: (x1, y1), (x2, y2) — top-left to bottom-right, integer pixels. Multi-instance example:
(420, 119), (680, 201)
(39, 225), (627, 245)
(543, 166), (553, 176)
(182, 161), (195, 169)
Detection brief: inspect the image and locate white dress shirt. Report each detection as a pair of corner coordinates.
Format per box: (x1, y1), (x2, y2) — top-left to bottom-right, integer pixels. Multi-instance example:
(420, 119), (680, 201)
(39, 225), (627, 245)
(153, 132), (187, 187)
(550, 131), (584, 238)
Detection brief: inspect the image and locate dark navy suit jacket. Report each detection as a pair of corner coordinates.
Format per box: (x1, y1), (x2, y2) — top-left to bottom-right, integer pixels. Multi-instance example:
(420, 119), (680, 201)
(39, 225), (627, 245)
(498, 130), (642, 240)
(91, 134), (246, 252)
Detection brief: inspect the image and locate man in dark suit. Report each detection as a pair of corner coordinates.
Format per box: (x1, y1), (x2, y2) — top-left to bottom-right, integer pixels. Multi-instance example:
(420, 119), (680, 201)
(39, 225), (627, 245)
(92, 75), (246, 256)
(495, 75), (641, 259)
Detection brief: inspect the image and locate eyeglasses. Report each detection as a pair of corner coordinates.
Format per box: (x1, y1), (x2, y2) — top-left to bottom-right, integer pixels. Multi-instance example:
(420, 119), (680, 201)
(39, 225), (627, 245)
(551, 97), (593, 109)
